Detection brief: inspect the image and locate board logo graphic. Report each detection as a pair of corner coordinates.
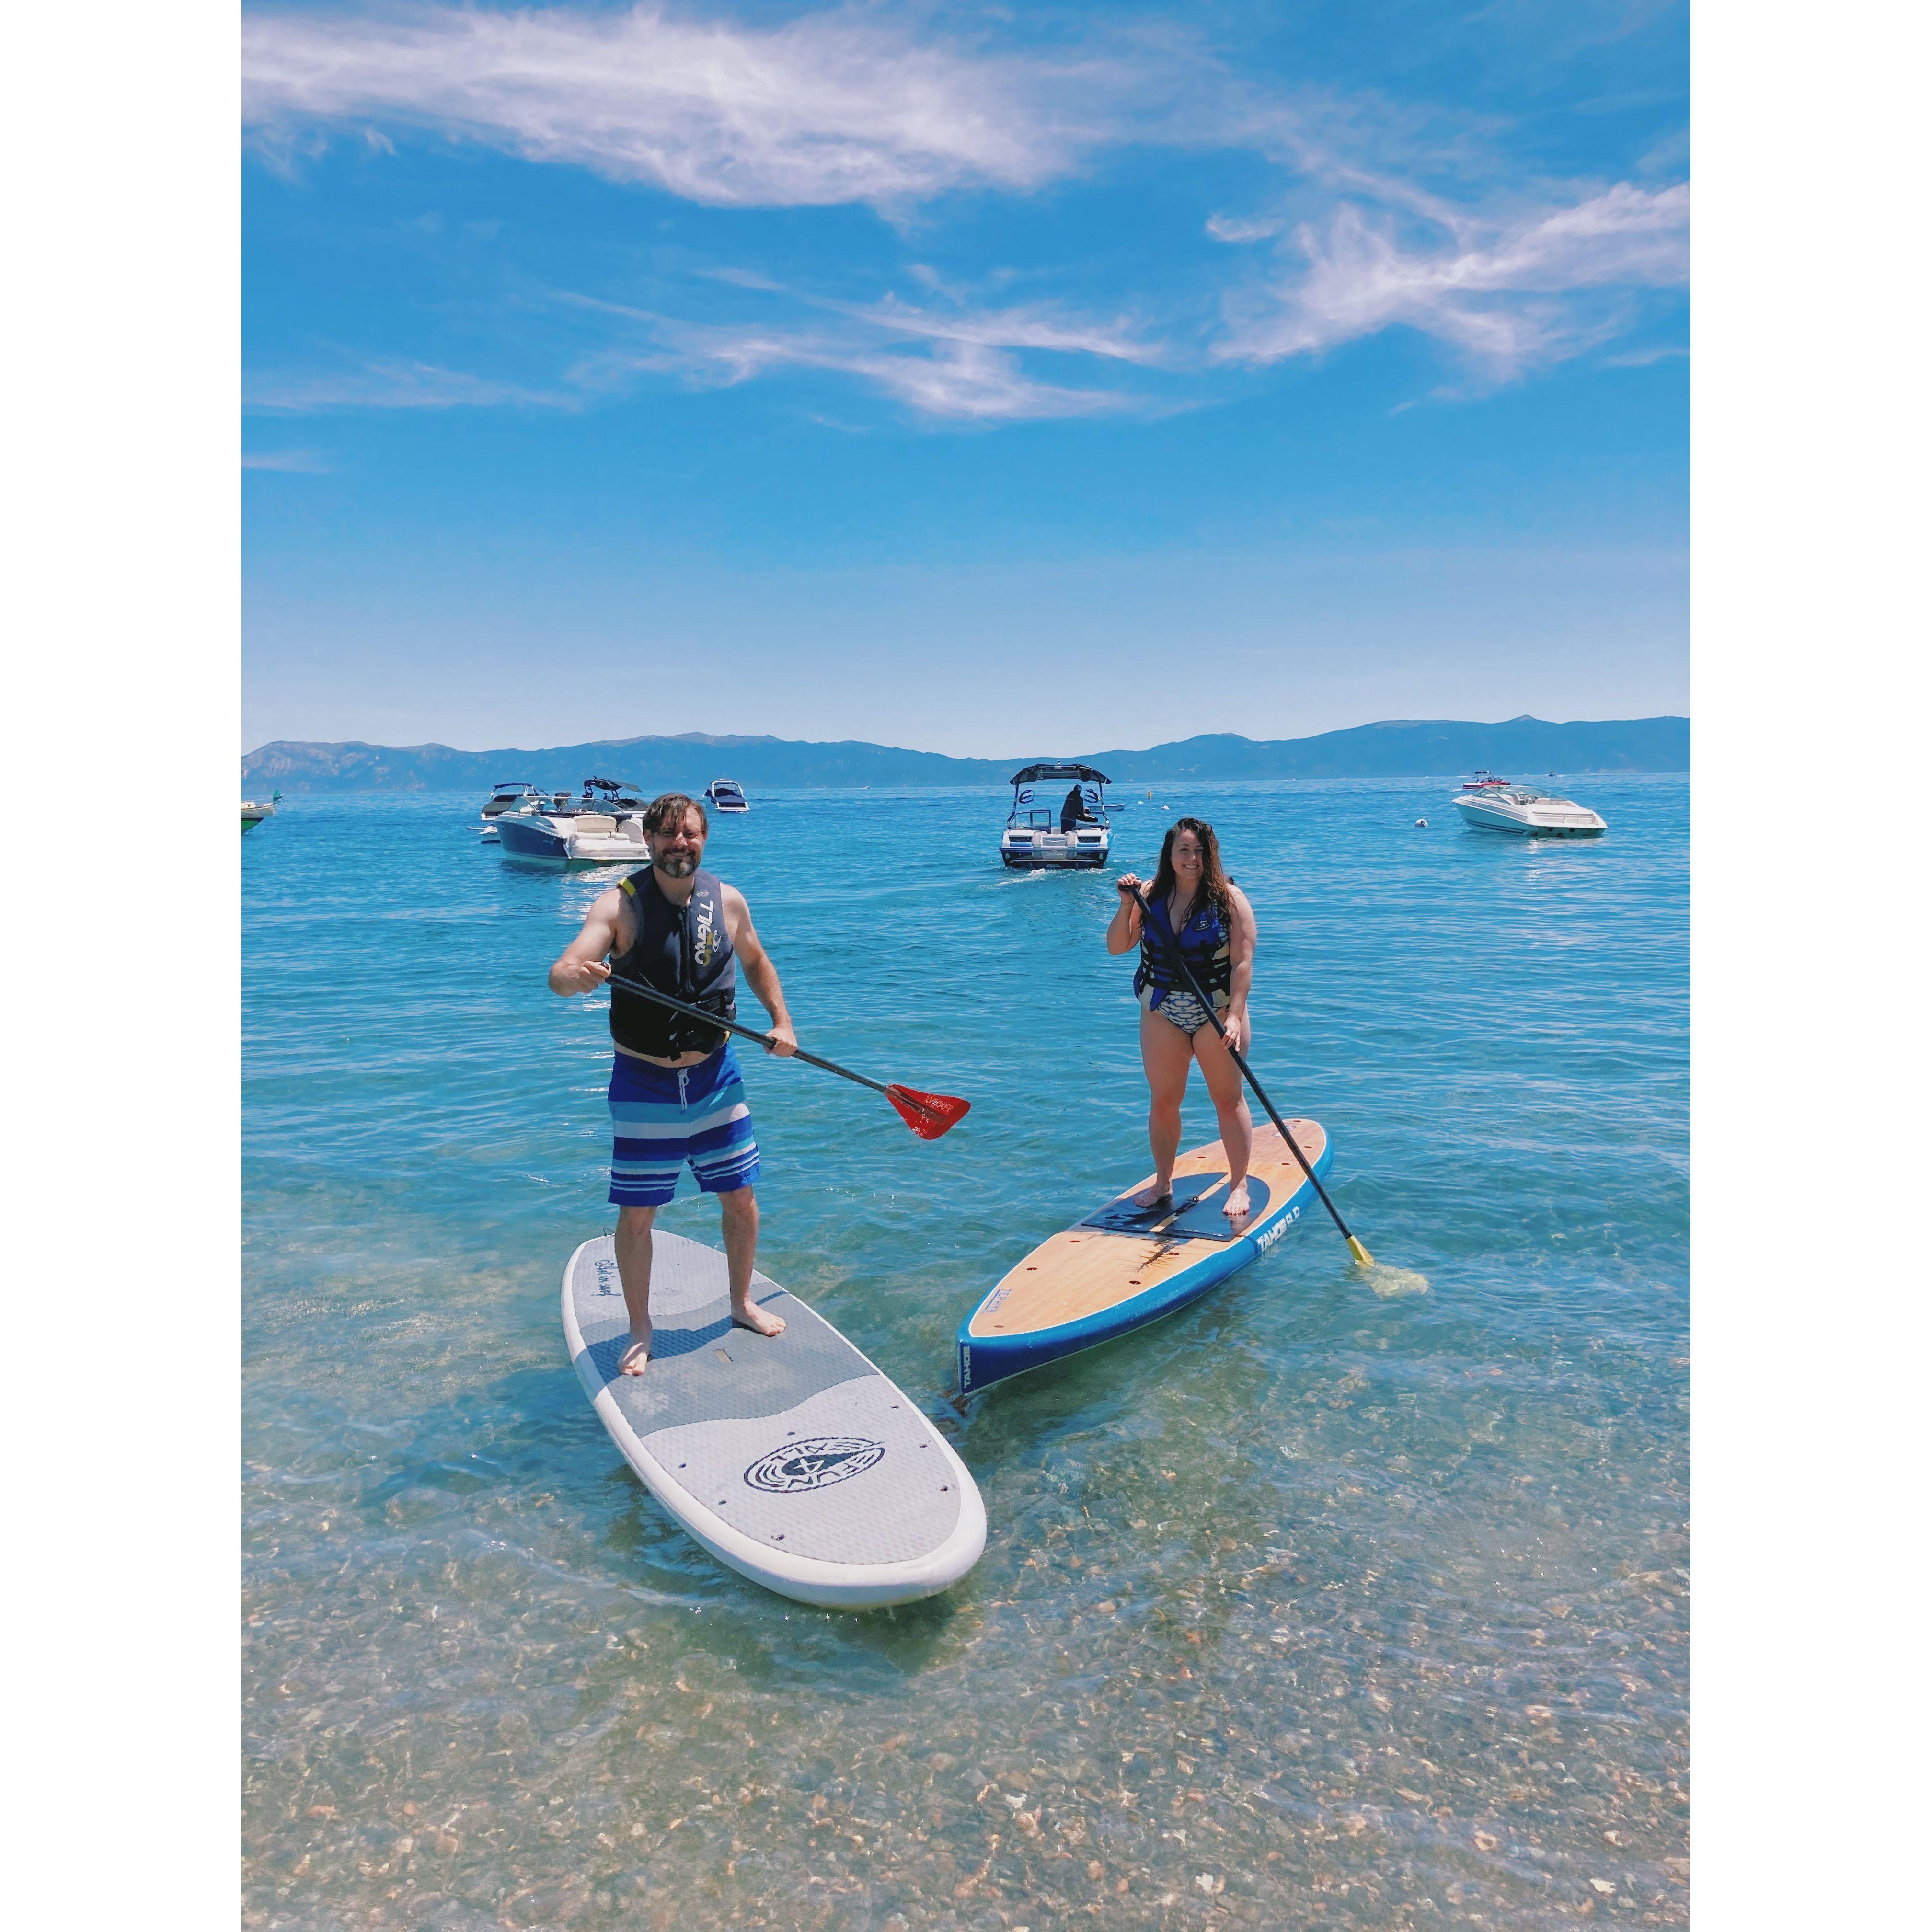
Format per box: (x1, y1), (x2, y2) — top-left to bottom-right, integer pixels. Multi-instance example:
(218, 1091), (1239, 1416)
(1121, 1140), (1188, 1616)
(744, 1437), (886, 1494)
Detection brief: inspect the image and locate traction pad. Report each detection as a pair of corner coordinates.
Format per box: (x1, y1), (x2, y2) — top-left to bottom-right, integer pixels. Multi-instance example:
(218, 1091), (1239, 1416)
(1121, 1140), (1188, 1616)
(1081, 1173), (1275, 1244)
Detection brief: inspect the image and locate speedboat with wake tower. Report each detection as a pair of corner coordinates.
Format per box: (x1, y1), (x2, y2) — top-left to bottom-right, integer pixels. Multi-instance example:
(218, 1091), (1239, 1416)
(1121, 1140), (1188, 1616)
(999, 763), (1112, 869)
(496, 778), (653, 865)
(704, 778), (749, 814)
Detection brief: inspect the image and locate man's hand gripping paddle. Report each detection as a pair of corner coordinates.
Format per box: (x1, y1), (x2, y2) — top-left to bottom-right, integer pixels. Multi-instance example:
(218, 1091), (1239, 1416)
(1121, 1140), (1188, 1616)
(607, 975), (970, 1140)
(1127, 883), (1384, 1270)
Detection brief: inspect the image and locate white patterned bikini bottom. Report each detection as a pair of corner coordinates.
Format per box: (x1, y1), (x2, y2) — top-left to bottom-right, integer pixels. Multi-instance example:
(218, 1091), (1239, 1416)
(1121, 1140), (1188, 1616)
(1141, 985), (1225, 1038)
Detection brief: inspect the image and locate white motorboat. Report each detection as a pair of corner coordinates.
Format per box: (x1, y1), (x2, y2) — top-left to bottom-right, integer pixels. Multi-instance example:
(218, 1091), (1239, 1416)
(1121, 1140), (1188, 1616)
(475, 780), (544, 840)
(1000, 762), (1113, 869)
(496, 778), (653, 866)
(1451, 774), (1607, 837)
(242, 790), (281, 833)
(704, 778), (749, 814)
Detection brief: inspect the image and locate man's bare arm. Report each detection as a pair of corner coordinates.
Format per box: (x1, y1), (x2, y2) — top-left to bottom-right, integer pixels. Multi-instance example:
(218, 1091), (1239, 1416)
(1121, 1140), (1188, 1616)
(548, 888), (623, 995)
(724, 887), (797, 1056)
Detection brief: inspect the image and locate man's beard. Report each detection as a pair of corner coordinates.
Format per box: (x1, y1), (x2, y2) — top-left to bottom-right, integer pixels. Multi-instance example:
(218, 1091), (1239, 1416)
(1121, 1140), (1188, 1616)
(656, 850), (698, 877)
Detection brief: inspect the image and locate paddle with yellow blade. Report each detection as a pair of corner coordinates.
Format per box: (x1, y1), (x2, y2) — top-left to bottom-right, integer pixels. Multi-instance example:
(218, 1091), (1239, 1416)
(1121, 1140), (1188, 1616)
(1124, 882), (1413, 1282)
(606, 975), (970, 1139)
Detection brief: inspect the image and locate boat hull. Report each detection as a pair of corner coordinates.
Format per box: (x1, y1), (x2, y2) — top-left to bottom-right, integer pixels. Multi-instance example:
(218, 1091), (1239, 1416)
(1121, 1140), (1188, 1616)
(956, 1123), (1332, 1394)
(566, 835), (651, 866)
(1000, 829), (1111, 868)
(1453, 799), (1605, 836)
(495, 814), (649, 866)
(495, 815), (573, 862)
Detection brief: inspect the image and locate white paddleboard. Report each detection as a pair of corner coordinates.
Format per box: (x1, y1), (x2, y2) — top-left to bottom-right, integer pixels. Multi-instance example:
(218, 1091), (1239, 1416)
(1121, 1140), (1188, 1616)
(562, 1231), (985, 1609)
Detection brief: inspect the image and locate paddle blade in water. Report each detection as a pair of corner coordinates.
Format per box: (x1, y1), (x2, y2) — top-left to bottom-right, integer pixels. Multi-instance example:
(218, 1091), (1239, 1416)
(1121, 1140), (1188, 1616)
(886, 1085), (971, 1139)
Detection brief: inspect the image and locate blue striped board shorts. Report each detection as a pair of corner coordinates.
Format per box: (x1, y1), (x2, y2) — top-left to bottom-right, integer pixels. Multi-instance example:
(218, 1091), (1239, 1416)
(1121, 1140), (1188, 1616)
(607, 1045), (761, 1208)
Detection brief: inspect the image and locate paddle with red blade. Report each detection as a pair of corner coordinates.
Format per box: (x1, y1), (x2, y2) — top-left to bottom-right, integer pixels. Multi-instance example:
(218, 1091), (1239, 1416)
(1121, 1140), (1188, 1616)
(605, 974), (970, 1140)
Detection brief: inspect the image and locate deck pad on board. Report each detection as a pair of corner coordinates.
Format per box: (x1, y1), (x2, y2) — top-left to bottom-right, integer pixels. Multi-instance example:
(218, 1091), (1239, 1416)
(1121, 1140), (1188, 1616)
(1162, 1174), (1274, 1240)
(564, 1232), (985, 1607)
(1081, 1173), (1227, 1235)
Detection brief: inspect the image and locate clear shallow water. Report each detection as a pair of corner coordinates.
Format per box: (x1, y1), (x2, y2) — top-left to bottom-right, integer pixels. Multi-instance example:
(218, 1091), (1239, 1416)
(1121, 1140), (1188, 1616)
(244, 777), (1688, 1930)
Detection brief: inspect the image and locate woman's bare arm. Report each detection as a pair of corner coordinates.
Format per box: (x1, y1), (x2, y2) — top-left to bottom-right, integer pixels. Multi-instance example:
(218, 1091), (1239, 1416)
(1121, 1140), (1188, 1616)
(1106, 873), (1146, 955)
(1221, 886), (1257, 1052)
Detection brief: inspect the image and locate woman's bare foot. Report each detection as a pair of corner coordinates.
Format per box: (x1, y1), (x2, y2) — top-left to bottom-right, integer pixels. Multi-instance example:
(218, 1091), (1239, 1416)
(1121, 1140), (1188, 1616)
(1132, 1184), (1174, 1212)
(732, 1299), (787, 1338)
(618, 1329), (652, 1377)
(1222, 1179), (1252, 1221)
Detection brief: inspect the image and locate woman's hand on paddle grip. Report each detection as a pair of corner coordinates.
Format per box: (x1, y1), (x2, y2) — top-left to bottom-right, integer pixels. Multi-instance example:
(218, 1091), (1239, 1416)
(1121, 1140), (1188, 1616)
(1106, 874), (1144, 954)
(1221, 1008), (1248, 1054)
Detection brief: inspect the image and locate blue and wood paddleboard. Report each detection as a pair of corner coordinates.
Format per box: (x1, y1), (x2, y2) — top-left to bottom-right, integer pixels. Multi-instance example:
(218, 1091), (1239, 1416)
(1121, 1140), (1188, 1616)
(955, 1119), (1333, 1394)
(564, 1231), (986, 1608)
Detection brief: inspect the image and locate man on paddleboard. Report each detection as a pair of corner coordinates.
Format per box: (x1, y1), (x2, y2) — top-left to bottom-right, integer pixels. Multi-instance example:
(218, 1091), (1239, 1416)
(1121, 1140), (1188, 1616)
(548, 793), (797, 1375)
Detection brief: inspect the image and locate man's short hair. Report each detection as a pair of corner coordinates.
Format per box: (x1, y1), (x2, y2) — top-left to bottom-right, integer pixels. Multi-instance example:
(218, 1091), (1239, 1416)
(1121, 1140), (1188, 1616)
(642, 792), (708, 835)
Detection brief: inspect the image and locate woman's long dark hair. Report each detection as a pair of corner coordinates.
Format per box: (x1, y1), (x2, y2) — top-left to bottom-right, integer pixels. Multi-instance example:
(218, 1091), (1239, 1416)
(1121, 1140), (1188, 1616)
(1146, 816), (1233, 926)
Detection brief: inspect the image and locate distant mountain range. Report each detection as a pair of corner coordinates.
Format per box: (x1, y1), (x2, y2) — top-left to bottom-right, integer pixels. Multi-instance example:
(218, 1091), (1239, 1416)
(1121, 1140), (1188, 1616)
(243, 715), (1688, 793)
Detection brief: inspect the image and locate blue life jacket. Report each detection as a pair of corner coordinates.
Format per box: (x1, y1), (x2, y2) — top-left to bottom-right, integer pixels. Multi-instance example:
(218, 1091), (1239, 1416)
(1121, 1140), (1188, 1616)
(610, 866), (737, 1058)
(1134, 891), (1233, 1011)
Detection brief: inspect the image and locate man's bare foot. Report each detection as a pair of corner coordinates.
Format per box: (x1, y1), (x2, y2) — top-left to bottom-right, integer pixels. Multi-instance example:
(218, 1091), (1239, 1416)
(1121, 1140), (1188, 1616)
(1222, 1179), (1252, 1221)
(732, 1299), (786, 1338)
(1131, 1184), (1174, 1212)
(618, 1330), (652, 1376)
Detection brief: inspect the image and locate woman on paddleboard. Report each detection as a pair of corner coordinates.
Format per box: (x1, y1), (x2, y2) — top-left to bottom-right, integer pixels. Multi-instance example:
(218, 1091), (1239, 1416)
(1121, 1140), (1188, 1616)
(1107, 818), (1258, 1219)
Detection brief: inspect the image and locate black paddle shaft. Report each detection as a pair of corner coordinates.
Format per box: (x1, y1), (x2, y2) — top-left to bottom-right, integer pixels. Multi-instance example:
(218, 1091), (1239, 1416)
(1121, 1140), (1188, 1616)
(1127, 884), (1360, 1243)
(604, 974), (893, 1098)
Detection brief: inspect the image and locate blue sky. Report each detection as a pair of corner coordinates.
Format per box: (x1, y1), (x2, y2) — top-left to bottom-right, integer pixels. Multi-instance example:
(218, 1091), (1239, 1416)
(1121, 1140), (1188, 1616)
(243, 0), (1688, 755)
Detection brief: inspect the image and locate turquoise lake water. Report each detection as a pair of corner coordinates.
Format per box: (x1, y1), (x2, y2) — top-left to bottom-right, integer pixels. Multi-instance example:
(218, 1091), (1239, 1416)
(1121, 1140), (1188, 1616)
(243, 776), (1688, 1930)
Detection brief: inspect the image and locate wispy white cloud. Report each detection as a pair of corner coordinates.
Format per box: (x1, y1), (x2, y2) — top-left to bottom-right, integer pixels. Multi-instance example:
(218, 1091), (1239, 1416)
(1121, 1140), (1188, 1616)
(1218, 182), (1688, 376)
(1207, 213), (1284, 244)
(243, 3), (1111, 209)
(557, 279), (1164, 419)
(838, 294), (1165, 366)
(245, 360), (570, 413)
(240, 7), (1687, 412)
(572, 315), (1140, 423)
(242, 448), (332, 472)
(1603, 342), (1689, 368)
